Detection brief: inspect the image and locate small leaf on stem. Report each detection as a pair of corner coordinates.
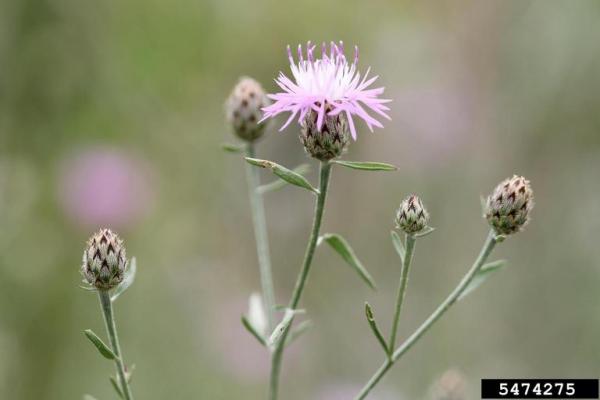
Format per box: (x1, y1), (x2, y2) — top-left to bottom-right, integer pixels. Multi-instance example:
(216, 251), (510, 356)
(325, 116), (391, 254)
(390, 231), (405, 263)
(83, 329), (118, 360)
(257, 164), (311, 194)
(221, 143), (245, 153)
(109, 376), (125, 399)
(414, 226), (435, 238)
(458, 260), (508, 301)
(365, 303), (390, 356)
(268, 308), (297, 349)
(111, 257), (137, 302)
(285, 320), (313, 348)
(245, 157), (319, 194)
(319, 233), (376, 290)
(241, 315), (267, 347)
(332, 160), (398, 171)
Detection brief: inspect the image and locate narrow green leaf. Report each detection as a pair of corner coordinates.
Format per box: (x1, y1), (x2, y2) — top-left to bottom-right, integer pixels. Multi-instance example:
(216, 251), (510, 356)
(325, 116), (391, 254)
(319, 233), (376, 290)
(221, 143), (245, 153)
(245, 157), (318, 194)
(414, 226), (435, 238)
(268, 309), (297, 348)
(285, 320), (313, 348)
(111, 257), (137, 302)
(390, 231), (405, 263)
(83, 329), (117, 360)
(241, 315), (267, 347)
(459, 260), (508, 301)
(109, 376), (124, 399)
(257, 164), (311, 194)
(332, 160), (398, 171)
(125, 364), (135, 383)
(365, 303), (390, 356)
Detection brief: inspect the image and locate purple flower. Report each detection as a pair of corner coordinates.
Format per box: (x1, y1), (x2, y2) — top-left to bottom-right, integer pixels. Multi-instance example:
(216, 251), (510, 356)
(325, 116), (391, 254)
(262, 41), (391, 140)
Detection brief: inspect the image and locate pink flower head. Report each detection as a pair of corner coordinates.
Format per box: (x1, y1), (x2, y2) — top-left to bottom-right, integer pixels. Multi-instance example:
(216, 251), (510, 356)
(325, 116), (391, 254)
(261, 41), (391, 140)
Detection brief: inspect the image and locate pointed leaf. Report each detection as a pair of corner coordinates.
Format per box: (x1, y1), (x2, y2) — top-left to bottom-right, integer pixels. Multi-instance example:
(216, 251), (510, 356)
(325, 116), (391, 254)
(84, 329), (117, 360)
(332, 160), (397, 171)
(365, 303), (390, 356)
(319, 233), (376, 290)
(257, 164), (311, 194)
(125, 364), (135, 384)
(241, 315), (267, 346)
(285, 320), (313, 348)
(245, 158), (318, 194)
(221, 143), (245, 153)
(268, 308), (297, 348)
(459, 260), (508, 301)
(414, 226), (435, 238)
(111, 257), (137, 302)
(390, 231), (405, 263)
(109, 376), (124, 399)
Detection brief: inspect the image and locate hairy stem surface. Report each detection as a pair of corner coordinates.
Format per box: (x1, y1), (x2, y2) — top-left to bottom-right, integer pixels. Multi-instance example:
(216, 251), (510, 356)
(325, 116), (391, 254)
(246, 143), (276, 330)
(355, 230), (497, 400)
(98, 291), (134, 400)
(269, 161), (332, 400)
(388, 234), (416, 349)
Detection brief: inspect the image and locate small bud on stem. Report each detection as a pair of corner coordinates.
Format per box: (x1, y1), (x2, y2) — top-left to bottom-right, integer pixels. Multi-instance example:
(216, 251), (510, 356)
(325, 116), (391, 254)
(484, 175), (534, 236)
(81, 229), (127, 290)
(225, 77), (270, 142)
(395, 195), (430, 235)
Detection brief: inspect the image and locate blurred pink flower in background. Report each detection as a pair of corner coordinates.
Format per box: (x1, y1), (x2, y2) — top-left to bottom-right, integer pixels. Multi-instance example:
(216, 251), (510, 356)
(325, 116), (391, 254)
(315, 382), (398, 400)
(58, 146), (155, 231)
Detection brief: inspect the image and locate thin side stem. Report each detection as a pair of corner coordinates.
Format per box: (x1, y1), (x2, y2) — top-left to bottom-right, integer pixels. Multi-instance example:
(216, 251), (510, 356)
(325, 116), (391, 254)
(269, 161), (332, 400)
(388, 234), (416, 349)
(245, 143), (276, 330)
(98, 291), (134, 400)
(355, 230), (497, 400)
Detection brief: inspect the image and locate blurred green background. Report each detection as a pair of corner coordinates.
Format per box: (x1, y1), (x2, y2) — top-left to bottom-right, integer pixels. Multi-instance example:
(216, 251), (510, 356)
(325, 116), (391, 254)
(1, 0), (599, 399)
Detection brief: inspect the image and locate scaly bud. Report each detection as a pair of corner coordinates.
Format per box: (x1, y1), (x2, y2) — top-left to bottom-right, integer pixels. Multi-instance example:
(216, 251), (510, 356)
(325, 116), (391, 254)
(395, 194), (430, 234)
(299, 103), (349, 161)
(81, 228), (127, 290)
(225, 77), (270, 142)
(484, 175), (534, 235)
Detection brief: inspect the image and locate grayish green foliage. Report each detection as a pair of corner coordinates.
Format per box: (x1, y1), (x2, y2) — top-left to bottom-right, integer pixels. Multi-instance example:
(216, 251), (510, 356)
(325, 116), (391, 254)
(111, 257), (137, 303)
(319, 233), (377, 290)
(332, 160), (397, 171)
(83, 329), (118, 360)
(245, 157), (319, 194)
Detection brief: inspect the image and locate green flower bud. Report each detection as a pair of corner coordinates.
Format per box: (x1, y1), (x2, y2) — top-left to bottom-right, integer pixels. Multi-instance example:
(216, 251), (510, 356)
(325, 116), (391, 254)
(225, 77), (270, 142)
(430, 369), (467, 400)
(395, 194), (430, 234)
(81, 229), (127, 290)
(299, 103), (349, 161)
(485, 175), (534, 236)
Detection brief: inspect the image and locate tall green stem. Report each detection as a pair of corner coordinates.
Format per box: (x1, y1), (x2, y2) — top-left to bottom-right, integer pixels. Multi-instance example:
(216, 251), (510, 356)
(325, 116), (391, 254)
(388, 234), (416, 349)
(245, 143), (276, 330)
(355, 230), (497, 400)
(98, 291), (134, 400)
(269, 161), (332, 400)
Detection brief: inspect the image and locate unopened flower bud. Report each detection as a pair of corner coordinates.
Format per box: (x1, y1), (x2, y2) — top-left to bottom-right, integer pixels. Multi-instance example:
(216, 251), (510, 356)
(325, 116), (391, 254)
(395, 194), (430, 234)
(81, 228), (127, 290)
(225, 77), (270, 142)
(430, 369), (467, 400)
(299, 103), (349, 161)
(484, 175), (534, 236)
